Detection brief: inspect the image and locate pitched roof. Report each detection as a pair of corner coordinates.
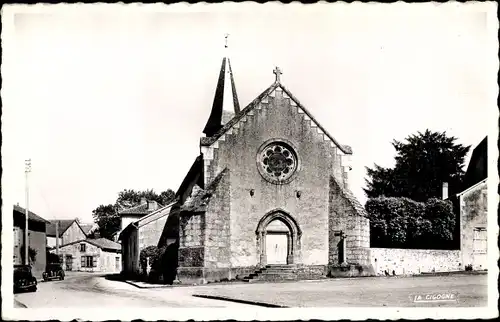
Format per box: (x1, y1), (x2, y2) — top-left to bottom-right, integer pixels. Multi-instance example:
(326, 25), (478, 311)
(46, 219), (77, 237)
(86, 238), (121, 251)
(463, 136), (487, 190)
(200, 81), (352, 154)
(330, 176), (369, 219)
(181, 168), (229, 212)
(79, 224), (94, 235)
(13, 205), (49, 223)
(175, 155), (204, 198)
(118, 200), (162, 216)
(59, 238), (121, 252)
(203, 57), (240, 136)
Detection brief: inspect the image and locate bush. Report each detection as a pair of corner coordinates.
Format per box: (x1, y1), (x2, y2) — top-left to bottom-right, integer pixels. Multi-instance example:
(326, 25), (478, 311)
(465, 264), (473, 271)
(366, 197), (456, 249)
(139, 245), (160, 276)
(21, 247), (38, 264)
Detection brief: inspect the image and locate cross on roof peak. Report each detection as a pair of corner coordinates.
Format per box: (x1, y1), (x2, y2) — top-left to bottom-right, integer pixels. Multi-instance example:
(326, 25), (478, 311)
(273, 66), (282, 83)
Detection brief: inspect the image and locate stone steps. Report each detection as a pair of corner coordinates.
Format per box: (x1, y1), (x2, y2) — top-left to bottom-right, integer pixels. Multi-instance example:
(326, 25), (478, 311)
(243, 264), (298, 282)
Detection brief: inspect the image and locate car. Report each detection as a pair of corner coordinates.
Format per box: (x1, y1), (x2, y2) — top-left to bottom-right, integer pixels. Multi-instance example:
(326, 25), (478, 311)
(14, 265), (37, 293)
(43, 263), (65, 281)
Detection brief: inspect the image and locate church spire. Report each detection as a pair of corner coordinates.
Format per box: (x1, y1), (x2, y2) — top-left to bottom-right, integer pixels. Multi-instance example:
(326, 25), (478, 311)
(203, 34), (241, 137)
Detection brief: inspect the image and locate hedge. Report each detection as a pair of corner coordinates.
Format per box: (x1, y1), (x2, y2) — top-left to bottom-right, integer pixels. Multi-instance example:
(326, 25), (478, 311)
(365, 197), (456, 249)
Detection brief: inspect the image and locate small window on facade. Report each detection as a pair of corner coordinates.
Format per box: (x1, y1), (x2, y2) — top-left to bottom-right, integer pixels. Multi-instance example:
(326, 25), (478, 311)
(80, 243), (86, 252)
(473, 228), (487, 253)
(81, 255), (96, 268)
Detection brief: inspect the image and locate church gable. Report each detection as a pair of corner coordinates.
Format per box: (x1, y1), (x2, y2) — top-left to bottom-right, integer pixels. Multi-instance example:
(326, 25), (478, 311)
(200, 79), (353, 188)
(201, 83), (352, 155)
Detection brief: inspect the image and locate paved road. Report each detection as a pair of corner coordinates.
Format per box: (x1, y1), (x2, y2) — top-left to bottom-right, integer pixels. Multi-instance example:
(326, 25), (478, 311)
(193, 274), (489, 307)
(14, 272), (251, 308)
(14, 272), (488, 309)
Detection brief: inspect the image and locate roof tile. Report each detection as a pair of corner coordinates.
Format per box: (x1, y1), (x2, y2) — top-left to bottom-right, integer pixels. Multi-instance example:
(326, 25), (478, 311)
(13, 205), (49, 223)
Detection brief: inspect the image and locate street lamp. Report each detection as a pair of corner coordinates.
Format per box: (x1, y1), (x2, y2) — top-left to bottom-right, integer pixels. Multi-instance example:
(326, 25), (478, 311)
(24, 159), (31, 265)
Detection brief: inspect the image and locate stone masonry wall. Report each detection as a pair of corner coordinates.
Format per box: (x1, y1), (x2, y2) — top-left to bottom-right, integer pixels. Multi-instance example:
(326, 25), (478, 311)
(178, 213), (205, 267)
(460, 180), (488, 270)
(53, 241), (109, 273)
(62, 221), (87, 245)
(139, 208), (171, 249)
(204, 171), (231, 270)
(370, 248), (461, 275)
(202, 88), (350, 268)
(328, 176), (370, 266)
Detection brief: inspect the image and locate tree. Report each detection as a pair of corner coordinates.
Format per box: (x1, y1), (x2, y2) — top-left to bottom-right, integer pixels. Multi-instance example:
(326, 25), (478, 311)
(92, 189), (177, 239)
(365, 130), (470, 202)
(116, 189), (176, 210)
(47, 250), (60, 264)
(91, 204), (120, 240)
(20, 247), (38, 265)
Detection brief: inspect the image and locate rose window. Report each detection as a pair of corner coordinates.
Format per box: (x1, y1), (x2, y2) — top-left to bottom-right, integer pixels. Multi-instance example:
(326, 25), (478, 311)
(258, 142), (298, 183)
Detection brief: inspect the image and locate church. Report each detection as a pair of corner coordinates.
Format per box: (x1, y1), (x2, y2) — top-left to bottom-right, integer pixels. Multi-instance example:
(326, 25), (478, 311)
(152, 41), (373, 284)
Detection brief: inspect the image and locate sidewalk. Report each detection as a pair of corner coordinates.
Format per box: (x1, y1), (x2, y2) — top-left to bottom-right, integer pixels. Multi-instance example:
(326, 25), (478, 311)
(124, 280), (173, 289)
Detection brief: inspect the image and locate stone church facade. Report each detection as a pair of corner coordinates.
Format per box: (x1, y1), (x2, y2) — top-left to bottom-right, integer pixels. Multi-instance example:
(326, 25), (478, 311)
(158, 50), (373, 284)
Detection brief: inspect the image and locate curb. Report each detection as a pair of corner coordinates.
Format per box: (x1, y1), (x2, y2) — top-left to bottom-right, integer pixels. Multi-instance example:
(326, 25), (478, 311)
(415, 271), (488, 277)
(192, 294), (287, 308)
(124, 280), (172, 289)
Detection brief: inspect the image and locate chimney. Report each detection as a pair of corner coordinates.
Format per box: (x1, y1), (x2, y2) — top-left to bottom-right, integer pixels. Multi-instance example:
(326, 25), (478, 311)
(148, 200), (158, 211)
(140, 197), (147, 205)
(442, 182), (449, 200)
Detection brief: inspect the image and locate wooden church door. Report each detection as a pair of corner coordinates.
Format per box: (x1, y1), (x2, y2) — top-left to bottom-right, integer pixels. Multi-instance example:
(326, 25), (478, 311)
(266, 233), (288, 264)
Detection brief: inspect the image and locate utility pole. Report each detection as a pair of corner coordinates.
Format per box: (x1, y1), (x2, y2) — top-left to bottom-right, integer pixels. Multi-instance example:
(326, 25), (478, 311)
(24, 159), (32, 266)
(56, 221), (59, 258)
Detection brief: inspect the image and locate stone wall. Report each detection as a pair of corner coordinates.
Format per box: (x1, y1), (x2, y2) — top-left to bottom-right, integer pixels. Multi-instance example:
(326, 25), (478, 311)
(13, 218), (47, 278)
(122, 228), (140, 275)
(178, 213), (205, 269)
(202, 88), (349, 268)
(54, 241), (121, 273)
(370, 248), (461, 275)
(460, 180), (488, 270)
(139, 208), (171, 249)
(328, 176), (370, 267)
(204, 170), (231, 269)
(62, 221), (86, 245)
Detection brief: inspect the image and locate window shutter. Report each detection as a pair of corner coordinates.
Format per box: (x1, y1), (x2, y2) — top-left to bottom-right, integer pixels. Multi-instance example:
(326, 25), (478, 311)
(93, 256), (97, 268)
(81, 256), (86, 267)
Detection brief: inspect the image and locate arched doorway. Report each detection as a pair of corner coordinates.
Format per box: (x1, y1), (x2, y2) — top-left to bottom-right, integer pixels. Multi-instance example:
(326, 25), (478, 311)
(256, 209), (302, 266)
(265, 219), (289, 264)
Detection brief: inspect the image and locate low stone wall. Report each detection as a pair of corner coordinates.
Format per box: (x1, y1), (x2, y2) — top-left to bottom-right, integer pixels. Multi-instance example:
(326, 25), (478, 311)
(370, 248), (461, 276)
(328, 263), (374, 277)
(297, 265), (328, 280)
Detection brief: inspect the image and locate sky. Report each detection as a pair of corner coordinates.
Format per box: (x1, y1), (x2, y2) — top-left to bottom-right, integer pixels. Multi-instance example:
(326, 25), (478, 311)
(2, 3), (498, 224)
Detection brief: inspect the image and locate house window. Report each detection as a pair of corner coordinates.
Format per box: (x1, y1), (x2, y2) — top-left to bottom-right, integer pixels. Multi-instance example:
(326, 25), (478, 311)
(81, 256), (97, 268)
(13, 227), (21, 247)
(116, 257), (120, 271)
(80, 243), (86, 252)
(473, 228), (487, 253)
(65, 255), (73, 271)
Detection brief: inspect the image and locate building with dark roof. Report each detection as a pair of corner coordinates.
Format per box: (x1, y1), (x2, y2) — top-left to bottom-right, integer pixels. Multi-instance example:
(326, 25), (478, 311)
(458, 136), (488, 270)
(50, 237), (121, 273)
(116, 198), (162, 242)
(118, 201), (177, 277)
(46, 219), (89, 249)
(13, 205), (49, 277)
(139, 41), (371, 284)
